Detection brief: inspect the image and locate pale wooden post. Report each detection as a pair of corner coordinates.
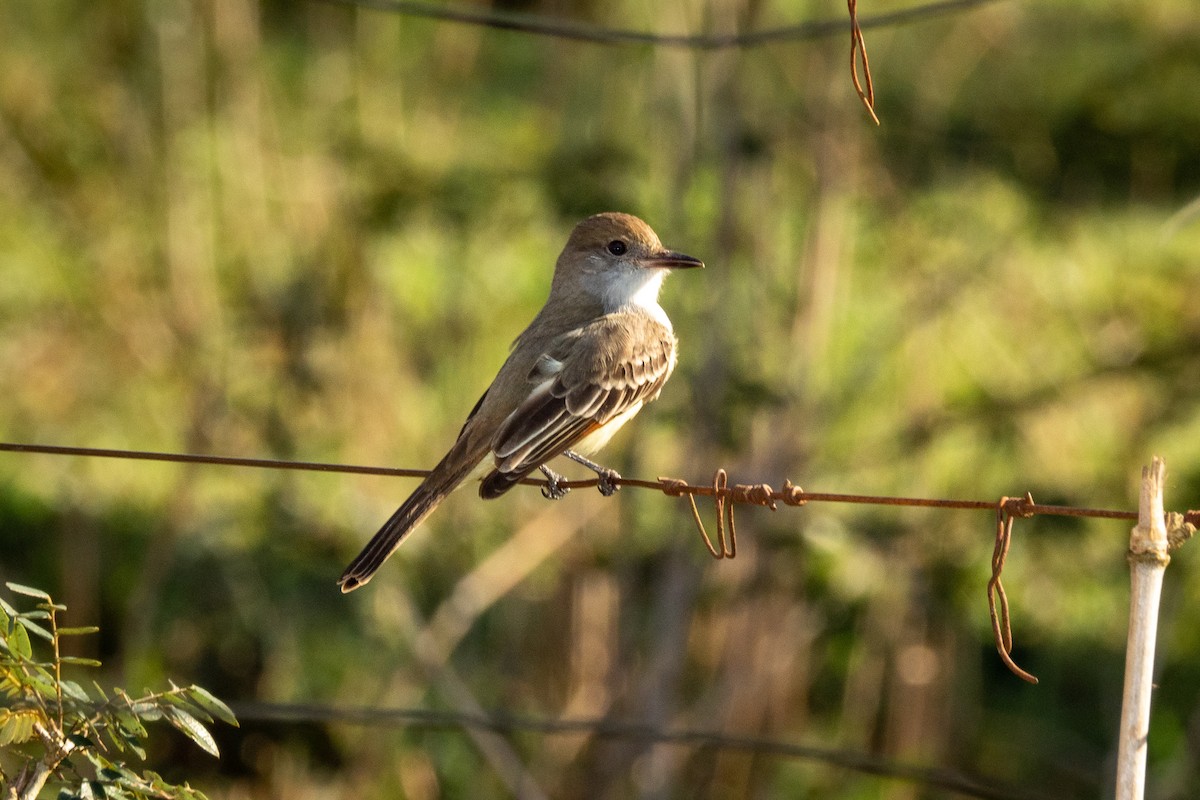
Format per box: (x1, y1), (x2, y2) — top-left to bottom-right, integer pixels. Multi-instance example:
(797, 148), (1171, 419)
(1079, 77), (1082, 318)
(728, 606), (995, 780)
(1114, 457), (1170, 800)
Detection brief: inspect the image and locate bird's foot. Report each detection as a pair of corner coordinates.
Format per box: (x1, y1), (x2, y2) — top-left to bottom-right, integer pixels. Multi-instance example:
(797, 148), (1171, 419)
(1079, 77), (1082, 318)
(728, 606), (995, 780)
(595, 467), (621, 497)
(539, 464), (571, 500)
(564, 451), (622, 496)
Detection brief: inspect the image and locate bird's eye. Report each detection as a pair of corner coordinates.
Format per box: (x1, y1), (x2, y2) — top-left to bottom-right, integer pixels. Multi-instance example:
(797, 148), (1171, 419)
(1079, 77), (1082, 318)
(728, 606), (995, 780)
(606, 240), (627, 256)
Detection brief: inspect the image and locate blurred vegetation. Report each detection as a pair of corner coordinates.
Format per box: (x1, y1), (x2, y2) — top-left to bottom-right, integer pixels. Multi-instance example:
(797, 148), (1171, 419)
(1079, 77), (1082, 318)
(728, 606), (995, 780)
(1, 0), (1199, 797)
(0, 582), (235, 799)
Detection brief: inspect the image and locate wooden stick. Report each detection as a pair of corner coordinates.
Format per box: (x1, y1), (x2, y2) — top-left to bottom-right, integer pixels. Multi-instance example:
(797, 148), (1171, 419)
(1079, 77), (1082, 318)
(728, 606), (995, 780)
(1115, 457), (1170, 800)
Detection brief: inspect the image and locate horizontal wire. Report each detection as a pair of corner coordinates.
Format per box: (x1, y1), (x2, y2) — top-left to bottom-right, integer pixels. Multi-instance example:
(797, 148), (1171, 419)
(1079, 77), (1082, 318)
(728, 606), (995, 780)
(0, 441), (426, 478)
(230, 701), (1045, 800)
(3, 439), (1171, 792)
(316, 0), (1005, 49)
(0, 441), (1149, 523)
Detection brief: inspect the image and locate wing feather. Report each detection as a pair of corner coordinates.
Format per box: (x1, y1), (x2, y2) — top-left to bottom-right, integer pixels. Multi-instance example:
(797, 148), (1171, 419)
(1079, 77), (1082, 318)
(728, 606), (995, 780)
(479, 311), (677, 497)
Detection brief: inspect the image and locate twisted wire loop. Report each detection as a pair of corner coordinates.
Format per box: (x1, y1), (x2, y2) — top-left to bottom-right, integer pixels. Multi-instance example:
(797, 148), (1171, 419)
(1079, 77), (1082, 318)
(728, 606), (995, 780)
(672, 472), (789, 560)
(730, 481), (778, 510)
(1167, 511), (1198, 551)
(848, 0), (880, 124)
(657, 477), (690, 497)
(780, 480), (808, 506)
(671, 469), (733, 559)
(988, 494), (1038, 684)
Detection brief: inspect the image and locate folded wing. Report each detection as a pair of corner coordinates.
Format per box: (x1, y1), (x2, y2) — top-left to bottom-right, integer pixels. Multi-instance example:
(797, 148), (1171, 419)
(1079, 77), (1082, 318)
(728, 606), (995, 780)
(478, 312), (677, 498)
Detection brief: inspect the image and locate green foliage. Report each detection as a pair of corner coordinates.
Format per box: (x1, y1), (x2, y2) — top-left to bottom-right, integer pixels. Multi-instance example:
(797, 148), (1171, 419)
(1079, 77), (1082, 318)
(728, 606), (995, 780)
(1, 0), (1199, 797)
(0, 583), (236, 800)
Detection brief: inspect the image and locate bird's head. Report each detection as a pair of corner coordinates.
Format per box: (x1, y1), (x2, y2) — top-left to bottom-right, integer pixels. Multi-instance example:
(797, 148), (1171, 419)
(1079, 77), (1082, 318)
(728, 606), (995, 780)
(554, 212), (703, 311)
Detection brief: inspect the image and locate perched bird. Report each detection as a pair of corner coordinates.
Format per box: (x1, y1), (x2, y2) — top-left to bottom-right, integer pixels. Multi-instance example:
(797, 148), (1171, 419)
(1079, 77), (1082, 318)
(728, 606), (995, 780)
(339, 212), (702, 592)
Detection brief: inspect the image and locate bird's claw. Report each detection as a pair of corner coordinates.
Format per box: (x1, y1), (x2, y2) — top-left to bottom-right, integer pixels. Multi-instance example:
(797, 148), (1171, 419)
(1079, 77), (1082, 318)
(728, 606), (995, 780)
(540, 466), (571, 500)
(542, 480), (571, 500)
(596, 468), (621, 497)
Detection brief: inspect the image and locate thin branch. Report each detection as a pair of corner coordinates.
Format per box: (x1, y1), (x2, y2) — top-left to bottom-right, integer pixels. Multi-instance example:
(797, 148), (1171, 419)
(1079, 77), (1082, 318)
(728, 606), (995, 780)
(1115, 457), (1171, 800)
(16, 721), (75, 800)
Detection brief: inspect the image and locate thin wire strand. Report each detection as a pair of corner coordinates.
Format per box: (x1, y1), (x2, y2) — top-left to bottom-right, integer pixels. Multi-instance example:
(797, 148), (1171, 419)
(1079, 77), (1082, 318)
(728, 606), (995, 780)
(848, 0), (881, 124)
(316, 0), (1005, 49)
(988, 496), (1038, 684)
(10, 440), (1198, 685)
(230, 701), (1047, 800)
(0, 442), (1163, 522)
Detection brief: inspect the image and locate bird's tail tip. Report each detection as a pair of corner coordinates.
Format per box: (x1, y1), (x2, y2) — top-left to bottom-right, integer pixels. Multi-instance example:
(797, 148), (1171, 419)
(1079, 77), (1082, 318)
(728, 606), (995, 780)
(337, 458), (469, 593)
(337, 572), (369, 593)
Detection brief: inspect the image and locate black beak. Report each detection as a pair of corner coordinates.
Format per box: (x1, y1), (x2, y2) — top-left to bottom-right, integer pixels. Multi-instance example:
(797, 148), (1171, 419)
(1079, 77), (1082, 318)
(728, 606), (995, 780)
(642, 250), (704, 270)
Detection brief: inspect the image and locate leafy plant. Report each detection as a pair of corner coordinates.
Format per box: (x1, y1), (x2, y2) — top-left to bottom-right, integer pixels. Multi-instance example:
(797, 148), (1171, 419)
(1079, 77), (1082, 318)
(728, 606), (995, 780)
(0, 582), (236, 800)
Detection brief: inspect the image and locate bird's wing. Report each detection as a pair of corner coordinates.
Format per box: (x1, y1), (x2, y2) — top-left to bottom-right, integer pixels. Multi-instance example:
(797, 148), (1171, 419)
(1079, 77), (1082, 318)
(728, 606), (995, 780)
(478, 312), (677, 497)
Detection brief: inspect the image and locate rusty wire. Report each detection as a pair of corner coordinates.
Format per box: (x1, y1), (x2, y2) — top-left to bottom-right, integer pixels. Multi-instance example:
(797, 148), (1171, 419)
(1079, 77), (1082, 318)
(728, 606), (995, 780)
(5, 441), (1200, 683)
(666, 469), (745, 558)
(988, 495), (1038, 684)
(322, 0), (1003, 127)
(848, 0), (881, 124)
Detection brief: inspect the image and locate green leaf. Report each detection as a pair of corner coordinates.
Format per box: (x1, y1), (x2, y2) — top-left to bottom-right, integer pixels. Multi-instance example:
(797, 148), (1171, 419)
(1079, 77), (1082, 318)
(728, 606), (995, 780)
(186, 685), (238, 727)
(10, 621), (32, 658)
(6, 582), (51, 600)
(17, 616), (54, 642)
(58, 626), (100, 637)
(129, 704), (162, 722)
(99, 725), (126, 753)
(115, 710), (148, 738)
(61, 679), (92, 703)
(125, 737), (146, 761)
(162, 690), (204, 712)
(165, 706), (220, 757)
(0, 708), (37, 745)
(27, 670), (59, 699)
(121, 734), (145, 762)
(60, 656), (104, 667)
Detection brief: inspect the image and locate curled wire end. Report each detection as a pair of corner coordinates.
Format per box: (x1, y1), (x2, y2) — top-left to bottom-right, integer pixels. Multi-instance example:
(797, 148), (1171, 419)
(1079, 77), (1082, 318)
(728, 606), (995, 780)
(781, 480), (808, 506)
(1166, 512), (1196, 552)
(681, 470), (737, 560)
(733, 482), (777, 510)
(657, 477), (690, 497)
(989, 496), (1039, 684)
(1006, 491), (1037, 519)
(848, 0), (880, 125)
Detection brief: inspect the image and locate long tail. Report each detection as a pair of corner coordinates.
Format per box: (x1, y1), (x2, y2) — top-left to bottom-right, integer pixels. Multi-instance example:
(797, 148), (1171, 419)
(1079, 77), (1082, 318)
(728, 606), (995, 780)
(338, 445), (482, 592)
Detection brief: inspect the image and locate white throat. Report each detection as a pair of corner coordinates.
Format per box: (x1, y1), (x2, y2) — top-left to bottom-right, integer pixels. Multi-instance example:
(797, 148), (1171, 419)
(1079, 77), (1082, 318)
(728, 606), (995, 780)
(602, 268), (670, 327)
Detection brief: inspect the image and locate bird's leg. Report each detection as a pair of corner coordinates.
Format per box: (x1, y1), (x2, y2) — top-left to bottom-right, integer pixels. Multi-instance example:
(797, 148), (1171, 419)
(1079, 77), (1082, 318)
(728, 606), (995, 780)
(539, 464), (571, 500)
(564, 451), (622, 496)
